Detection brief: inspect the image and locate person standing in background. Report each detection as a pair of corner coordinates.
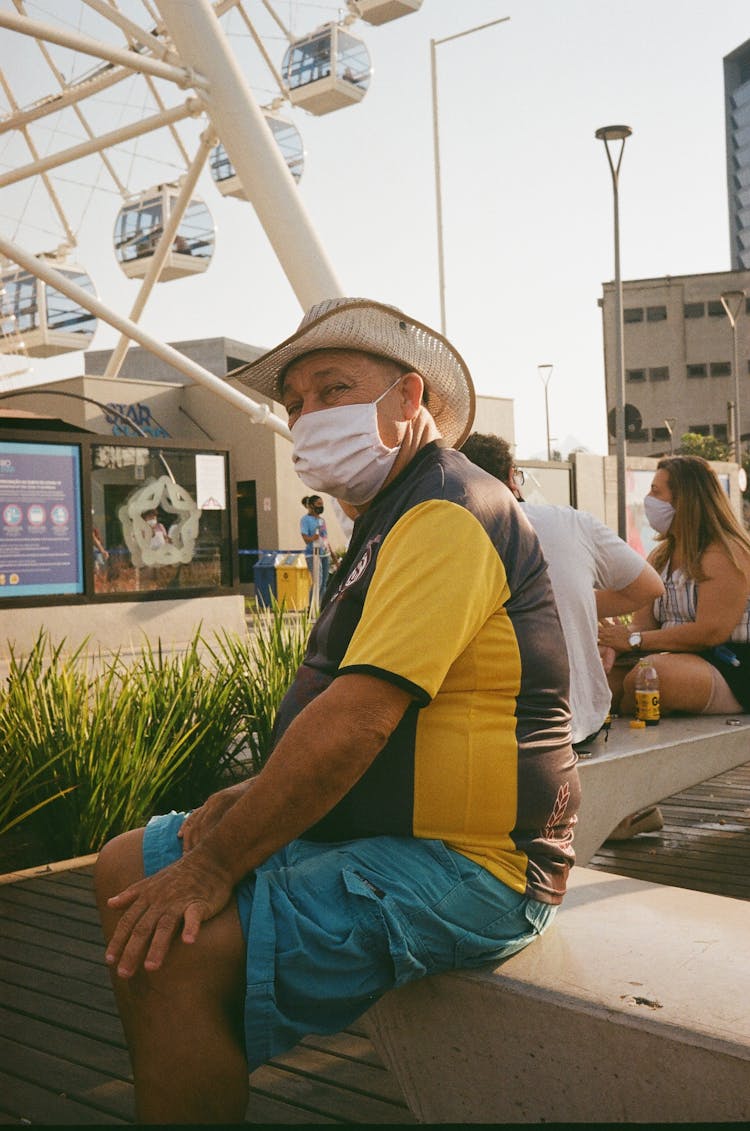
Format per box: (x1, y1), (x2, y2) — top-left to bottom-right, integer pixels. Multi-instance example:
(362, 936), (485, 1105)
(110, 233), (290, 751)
(300, 494), (336, 603)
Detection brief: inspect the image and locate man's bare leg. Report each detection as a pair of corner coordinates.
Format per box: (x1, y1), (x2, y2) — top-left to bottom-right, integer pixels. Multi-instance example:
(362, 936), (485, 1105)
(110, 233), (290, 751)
(95, 829), (249, 1124)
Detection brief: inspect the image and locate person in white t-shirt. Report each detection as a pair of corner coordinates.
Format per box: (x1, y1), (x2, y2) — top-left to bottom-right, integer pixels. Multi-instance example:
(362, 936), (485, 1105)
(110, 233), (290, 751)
(460, 433), (664, 746)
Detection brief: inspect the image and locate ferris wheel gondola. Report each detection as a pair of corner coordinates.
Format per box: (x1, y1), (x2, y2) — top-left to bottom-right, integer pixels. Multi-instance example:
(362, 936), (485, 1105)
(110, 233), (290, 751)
(210, 114), (304, 199)
(282, 24), (371, 115)
(113, 185), (215, 281)
(0, 259), (98, 357)
(352, 0), (423, 25)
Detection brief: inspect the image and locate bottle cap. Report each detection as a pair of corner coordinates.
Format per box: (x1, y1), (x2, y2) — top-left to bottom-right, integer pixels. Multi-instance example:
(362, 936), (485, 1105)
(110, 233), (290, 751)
(629, 719), (646, 729)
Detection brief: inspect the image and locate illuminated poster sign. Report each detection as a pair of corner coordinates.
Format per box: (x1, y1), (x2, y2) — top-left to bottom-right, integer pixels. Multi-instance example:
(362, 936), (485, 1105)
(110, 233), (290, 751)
(195, 453), (227, 509)
(0, 442), (83, 597)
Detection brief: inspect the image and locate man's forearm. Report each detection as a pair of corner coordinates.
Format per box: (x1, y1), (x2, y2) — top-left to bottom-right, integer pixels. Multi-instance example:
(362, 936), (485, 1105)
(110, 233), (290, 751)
(198, 673), (411, 885)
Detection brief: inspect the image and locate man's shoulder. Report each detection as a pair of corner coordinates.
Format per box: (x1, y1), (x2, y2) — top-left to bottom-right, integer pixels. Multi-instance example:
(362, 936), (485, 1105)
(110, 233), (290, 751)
(523, 502), (613, 538)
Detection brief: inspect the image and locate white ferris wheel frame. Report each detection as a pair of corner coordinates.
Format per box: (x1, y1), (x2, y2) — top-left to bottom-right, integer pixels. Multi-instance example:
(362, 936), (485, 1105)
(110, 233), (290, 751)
(0, 0), (349, 436)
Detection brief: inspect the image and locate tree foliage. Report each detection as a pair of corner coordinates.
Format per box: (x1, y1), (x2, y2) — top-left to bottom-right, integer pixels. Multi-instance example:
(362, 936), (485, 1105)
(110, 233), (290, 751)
(677, 432), (731, 461)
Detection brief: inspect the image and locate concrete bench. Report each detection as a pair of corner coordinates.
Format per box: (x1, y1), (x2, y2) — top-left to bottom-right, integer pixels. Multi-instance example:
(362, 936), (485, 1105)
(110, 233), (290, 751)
(365, 716), (750, 1122)
(366, 866), (750, 1123)
(574, 713), (750, 864)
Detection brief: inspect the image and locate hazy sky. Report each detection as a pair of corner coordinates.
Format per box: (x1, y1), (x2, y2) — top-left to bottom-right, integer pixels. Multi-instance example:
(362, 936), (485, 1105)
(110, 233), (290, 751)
(1, 0), (749, 456)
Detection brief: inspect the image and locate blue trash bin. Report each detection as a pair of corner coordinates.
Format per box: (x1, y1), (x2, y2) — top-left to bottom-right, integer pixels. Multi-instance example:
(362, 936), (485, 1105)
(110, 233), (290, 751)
(253, 551), (279, 605)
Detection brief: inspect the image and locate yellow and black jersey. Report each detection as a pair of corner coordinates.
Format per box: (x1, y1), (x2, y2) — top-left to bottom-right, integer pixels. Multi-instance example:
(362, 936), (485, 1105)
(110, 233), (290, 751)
(273, 442), (580, 904)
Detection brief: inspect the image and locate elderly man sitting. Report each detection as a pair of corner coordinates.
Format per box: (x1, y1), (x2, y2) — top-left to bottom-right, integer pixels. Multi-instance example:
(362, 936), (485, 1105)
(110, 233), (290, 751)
(95, 298), (580, 1124)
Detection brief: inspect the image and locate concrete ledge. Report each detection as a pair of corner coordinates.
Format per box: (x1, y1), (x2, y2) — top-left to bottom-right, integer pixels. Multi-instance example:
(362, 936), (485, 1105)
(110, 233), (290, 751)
(0, 593), (247, 675)
(574, 713), (750, 864)
(366, 866), (750, 1123)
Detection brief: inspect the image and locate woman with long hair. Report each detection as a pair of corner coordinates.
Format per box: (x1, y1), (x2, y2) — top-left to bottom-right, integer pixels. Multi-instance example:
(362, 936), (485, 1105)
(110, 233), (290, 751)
(600, 455), (750, 717)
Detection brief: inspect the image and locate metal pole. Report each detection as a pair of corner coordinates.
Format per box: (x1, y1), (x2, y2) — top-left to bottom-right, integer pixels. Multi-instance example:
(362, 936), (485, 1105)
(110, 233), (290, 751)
(596, 126), (632, 541)
(0, 63), (132, 137)
(0, 234), (292, 440)
(0, 9), (206, 88)
(720, 290), (745, 463)
(733, 318), (741, 462)
(430, 38), (446, 336)
(430, 17), (510, 336)
(154, 0), (343, 309)
(538, 363), (553, 461)
(612, 171), (626, 540)
(0, 100), (202, 190)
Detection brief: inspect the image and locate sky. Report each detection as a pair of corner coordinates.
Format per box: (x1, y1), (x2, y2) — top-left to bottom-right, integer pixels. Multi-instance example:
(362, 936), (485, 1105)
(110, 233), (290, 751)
(1, 0), (749, 457)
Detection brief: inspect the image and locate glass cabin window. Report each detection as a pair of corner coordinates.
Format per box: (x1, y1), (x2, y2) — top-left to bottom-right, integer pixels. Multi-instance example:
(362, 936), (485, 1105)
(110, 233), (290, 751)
(115, 198), (164, 262)
(46, 271), (96, 335)
(176, 199), (214, 258)
(2, 271), (39, 332)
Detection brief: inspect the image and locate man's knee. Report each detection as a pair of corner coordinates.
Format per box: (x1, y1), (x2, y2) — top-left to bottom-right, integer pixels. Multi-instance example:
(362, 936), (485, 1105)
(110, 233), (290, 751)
(95, 827), (145, 911)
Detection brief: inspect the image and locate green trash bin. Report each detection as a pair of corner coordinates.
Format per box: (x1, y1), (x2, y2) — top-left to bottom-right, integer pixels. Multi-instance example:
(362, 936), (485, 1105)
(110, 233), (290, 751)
(275, 552), (311, 609)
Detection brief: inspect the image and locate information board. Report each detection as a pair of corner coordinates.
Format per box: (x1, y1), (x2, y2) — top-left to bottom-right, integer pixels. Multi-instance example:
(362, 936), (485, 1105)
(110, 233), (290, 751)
(0, 441), (83, 597)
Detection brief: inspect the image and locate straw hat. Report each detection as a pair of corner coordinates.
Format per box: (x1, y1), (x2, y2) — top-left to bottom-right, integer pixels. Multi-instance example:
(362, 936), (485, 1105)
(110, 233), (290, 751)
(228, 297), (476, 448)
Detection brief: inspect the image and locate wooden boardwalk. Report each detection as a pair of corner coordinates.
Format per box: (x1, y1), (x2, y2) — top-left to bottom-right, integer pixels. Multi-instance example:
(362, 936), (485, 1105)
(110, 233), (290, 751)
(1, 761), (749, 1125)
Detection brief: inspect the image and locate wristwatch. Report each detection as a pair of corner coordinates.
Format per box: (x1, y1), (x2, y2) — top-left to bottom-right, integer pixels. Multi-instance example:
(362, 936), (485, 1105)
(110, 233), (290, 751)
(628, 631), (643, 649)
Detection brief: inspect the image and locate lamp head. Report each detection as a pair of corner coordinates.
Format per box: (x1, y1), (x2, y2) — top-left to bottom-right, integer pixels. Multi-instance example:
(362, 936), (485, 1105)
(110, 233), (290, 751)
(595, 124), (633, 141)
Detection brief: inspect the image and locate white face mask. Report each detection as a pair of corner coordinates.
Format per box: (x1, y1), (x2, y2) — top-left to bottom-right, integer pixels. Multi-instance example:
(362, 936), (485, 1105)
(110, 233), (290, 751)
(290, 379), (402, 505)
(643, 493), (675, 534)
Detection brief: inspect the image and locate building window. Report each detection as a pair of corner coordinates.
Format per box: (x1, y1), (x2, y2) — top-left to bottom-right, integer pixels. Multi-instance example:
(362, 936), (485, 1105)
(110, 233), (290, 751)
(649, 366), (669, 382)
(688, 424), (710, 436)
(713, 423), (729, 442)
(746, 297), (750, 315)
(651, 426), (671, 442)
(646, 305), (667, 322)
(626, 368), (646, 382)
(684, 302), (705, 318)
(710, 361), (731, 377)
(686, 363), (707, 378)
(629, 428), (648, 443)
(707, 300), (727, 317)
(623, 307), (644, 323)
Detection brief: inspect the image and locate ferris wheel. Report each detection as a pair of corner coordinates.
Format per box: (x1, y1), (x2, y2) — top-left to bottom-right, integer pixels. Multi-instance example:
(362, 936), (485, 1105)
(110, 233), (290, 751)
(0, 0), (423, 426)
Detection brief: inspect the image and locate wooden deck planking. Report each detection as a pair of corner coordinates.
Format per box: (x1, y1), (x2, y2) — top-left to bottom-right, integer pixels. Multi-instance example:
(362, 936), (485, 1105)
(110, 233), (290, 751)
(0, 868), (414, 1125)
(1, 760), (748, 1124)
(587, 759), (750, 900)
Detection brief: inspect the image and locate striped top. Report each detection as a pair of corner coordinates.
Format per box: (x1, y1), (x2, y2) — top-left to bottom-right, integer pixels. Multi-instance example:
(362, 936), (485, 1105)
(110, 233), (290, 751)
(655, 562), (750, 643)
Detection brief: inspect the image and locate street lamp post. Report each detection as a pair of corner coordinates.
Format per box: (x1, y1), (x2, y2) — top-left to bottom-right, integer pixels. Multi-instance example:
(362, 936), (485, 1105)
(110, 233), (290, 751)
(431, 16), (510, 335)
(596, 123), (633, 541)
(720, 289), (745, 462)
(538, 363), (554, 460)
(663, 417), (676, 455)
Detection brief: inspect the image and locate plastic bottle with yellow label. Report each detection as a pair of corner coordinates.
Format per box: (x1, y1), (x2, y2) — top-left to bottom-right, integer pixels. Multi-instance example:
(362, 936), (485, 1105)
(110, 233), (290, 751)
(634, 658), (660, 725)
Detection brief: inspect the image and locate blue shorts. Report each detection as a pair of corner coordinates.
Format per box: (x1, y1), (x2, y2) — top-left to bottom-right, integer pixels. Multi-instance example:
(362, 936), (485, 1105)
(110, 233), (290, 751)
(143, 812), (556, 1072)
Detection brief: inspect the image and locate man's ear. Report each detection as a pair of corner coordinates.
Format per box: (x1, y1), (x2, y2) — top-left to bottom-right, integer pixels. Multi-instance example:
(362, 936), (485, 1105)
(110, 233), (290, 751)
(400, 371), (424, 420)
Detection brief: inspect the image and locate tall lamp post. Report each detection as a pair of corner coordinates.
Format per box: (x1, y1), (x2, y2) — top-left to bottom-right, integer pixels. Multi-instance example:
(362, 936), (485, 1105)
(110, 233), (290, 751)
(538, 363), (554, 460)
(431, 16), (510, 335)
(596, 123), (633, 541)
(720, 288), (745, 462)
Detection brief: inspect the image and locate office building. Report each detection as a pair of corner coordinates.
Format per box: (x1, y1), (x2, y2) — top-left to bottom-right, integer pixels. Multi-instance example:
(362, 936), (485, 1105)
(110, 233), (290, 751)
(600, 269), (750, 455)
(725, 37), (750, 270)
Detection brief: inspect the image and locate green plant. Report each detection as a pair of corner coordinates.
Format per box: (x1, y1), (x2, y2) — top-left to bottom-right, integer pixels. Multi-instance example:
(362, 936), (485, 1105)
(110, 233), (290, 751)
(128, 631), (246, 814)
(214, 601), (312, 774)
(1, 632), (208, 857)
(0, 608), (312, 863)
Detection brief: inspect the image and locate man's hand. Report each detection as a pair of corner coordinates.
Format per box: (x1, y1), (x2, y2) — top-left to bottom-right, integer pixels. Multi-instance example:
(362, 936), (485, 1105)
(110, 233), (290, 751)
(178, 780), (252, 852)
(105, 848), (234, 979)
